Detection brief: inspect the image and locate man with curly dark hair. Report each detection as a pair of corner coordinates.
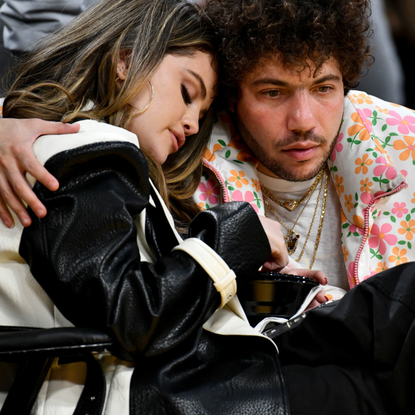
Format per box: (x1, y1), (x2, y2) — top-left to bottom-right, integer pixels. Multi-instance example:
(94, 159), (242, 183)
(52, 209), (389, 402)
(196, 0), (415, 301)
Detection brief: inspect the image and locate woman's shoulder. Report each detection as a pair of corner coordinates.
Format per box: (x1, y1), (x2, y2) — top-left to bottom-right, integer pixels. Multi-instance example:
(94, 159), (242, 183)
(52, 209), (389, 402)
(33, 120), (140, 166)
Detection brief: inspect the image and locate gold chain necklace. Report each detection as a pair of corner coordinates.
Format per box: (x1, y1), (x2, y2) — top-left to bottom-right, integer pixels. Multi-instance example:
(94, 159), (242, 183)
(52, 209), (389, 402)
(261, 168), (325, 211)
(264, 168), (329, 268)
(263, 174), (321, 255)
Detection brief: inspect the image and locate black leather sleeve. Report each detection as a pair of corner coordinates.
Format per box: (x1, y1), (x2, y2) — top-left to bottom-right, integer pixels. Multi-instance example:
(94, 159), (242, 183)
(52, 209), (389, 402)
(19, 141), (271, 362)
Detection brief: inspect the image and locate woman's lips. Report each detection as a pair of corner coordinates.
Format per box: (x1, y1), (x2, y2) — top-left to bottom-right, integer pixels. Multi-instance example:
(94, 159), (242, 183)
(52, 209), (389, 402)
(170, 130), (185, 153)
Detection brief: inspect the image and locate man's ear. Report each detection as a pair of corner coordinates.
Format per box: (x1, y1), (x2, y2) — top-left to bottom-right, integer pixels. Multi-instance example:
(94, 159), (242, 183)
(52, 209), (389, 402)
(116, 50), (132, 81)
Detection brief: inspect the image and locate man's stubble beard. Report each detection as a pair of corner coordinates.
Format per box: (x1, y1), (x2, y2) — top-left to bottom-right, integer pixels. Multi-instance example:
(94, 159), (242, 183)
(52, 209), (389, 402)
(235, 111), (341, 182)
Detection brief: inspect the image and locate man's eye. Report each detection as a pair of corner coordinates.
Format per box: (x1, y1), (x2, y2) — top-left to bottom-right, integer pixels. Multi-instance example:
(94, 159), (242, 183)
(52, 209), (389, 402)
(181, 85), (192, 104)
(266, 91), (279, 97)
(318, 86), (331, 92)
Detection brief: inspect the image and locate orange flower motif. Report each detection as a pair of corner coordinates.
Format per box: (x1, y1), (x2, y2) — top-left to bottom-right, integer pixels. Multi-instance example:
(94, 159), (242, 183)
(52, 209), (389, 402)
(355, 154), (373, 174)
(342, 246), (348, 262)
(393, 136), (415, 161)
(197, 202), (206, 211)
(348, 112), (371, 141)
(229, 170), (249, 188)
(344, 194), (353, 213)
(203, 143), (223, 162)
(251, 179), (260, 192)
(412, 192), (415, 204)
(398, 219), (415, 240)
(335, 175), (344, 197)
(375, 106), (389, 115)
(360, 177), (373, 193)
(388, 247), (408, 266)
(352, 92), (373, 105)
(228, 137), (257, 163)
(352, 214), (364, 228)
(375, 262), (388, 273)
(0, 106), (2, 116)
(373, 138), (387, 155)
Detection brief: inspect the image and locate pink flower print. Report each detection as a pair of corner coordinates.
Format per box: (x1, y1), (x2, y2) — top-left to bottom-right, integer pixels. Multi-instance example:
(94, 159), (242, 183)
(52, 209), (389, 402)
(391, 202), (408, 218)
(232, 190), (259, 213)
(349, 224), (365, 236)
(386, 110), (415, 135)
(357, 108), (372, 133)
(373, 156), (397, 180)
(330, 133), (344, 162)
(368, 223), (398, 255)
(198, 179), (221, 205)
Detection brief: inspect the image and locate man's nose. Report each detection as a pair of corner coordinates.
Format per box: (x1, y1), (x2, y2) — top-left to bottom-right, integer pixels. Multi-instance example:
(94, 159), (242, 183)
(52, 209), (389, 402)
(287, 91), (317, 134)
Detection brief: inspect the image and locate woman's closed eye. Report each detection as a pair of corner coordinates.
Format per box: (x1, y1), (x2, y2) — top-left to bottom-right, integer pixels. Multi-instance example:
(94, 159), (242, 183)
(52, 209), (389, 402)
(181, 84), (192, 104)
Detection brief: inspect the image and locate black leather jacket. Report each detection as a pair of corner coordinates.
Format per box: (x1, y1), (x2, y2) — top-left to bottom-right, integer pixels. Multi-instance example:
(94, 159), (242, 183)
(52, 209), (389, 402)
(20, 141), (290, 414)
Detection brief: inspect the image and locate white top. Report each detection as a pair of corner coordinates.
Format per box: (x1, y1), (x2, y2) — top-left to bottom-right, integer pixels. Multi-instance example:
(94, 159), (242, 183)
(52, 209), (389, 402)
(257, 170), (349, 300)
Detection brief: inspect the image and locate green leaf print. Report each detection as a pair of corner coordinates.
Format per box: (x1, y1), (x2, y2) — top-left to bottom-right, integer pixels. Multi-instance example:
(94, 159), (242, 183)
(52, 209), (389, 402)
(225, 150), (231, 159)
(218, 139), (226, 146)
(406, 214), (411, 222)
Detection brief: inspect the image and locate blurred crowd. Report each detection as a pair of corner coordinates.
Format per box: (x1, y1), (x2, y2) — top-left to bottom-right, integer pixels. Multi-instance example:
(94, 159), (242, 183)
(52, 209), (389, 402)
(0, 0), (415, 108)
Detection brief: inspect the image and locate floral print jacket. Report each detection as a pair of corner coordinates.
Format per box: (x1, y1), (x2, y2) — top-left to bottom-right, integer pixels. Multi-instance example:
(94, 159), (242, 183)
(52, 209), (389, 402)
(195, 91), (415, 288)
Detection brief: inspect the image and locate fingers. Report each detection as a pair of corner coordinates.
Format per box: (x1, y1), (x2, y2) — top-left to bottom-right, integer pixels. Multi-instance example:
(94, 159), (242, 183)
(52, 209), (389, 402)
(0, 195), (14, 228)
(0, 118), (76, 227)
(289, 268), (328, 285)
(0, 174), (32, 227)
(33, 120), (80, 136)
(22, 150), (59, 192)
(258, 215), (289, 270)
(305, 289), (328, 311)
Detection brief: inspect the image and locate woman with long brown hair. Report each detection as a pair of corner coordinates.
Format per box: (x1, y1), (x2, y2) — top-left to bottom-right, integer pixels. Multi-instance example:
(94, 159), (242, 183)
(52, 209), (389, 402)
(0, 0), (294, 413)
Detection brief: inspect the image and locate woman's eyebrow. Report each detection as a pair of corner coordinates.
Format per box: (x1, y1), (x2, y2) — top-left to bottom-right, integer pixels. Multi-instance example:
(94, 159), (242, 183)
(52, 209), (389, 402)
(187, 70), (207, 99)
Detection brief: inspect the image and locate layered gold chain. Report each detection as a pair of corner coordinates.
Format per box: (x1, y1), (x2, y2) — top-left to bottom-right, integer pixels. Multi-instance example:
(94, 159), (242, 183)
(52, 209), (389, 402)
(263, 168), (329, 269)
(261, 168), (325, 211)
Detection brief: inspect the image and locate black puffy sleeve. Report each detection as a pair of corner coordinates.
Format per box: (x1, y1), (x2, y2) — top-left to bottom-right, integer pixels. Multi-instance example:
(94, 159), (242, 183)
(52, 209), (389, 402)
(19, 141), (271, 361)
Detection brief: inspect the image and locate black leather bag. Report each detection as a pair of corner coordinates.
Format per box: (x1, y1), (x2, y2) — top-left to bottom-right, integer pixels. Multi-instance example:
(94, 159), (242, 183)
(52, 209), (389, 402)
(237, 272), (319, 325)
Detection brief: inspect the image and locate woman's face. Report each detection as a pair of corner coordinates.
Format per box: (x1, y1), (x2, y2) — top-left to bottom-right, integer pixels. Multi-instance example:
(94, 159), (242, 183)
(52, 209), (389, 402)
(118, 51), (217, 164)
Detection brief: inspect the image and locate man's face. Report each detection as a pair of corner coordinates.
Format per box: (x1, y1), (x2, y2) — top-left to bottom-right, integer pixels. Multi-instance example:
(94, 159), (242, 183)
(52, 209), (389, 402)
(234, 57), (345, 181)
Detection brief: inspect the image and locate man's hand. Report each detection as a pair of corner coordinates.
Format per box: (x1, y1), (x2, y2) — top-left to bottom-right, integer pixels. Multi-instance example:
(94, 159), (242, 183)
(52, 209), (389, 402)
(0, 118), (80, 227)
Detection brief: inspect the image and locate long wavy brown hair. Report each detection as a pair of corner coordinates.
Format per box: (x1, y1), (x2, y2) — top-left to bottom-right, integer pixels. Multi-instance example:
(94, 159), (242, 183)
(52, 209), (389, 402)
(205, 0), (373, 105)
(3, 0), (218, 233)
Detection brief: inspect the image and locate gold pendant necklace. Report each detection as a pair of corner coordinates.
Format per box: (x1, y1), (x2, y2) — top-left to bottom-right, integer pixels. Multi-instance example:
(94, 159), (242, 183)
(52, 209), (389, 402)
(264, 168), (329, 268)
(264, 181), (316, 255)
(261, 168), (324, 211)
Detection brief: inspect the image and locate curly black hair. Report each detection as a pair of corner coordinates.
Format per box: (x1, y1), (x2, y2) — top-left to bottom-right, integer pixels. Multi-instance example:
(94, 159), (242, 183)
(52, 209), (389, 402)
(204, 0), (373, 103)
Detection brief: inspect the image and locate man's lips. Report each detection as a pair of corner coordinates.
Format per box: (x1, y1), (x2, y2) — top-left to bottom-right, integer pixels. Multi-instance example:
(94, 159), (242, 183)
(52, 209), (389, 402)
(281, 142), (319, 161)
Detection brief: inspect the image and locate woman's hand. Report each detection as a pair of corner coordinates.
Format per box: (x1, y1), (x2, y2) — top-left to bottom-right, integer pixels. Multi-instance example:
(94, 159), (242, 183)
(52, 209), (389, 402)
(279, 267), (329, 309)
(0, 118), (80, 228)
(258, 215), (289, 271)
